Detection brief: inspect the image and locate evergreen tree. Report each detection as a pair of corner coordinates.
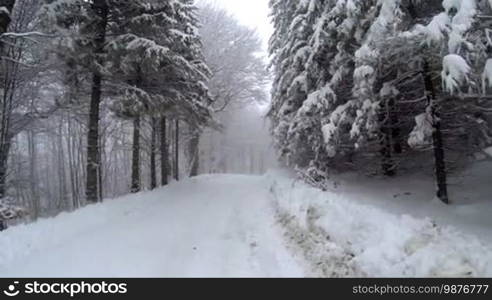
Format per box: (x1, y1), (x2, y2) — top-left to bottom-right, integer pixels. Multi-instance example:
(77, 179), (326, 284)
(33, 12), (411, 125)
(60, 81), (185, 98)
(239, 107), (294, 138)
(269, 0), (492, 203)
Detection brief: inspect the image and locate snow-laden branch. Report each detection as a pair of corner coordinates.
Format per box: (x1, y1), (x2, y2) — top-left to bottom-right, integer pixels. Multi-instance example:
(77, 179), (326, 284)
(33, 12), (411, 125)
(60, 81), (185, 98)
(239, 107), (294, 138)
(0, 31), (54, 39)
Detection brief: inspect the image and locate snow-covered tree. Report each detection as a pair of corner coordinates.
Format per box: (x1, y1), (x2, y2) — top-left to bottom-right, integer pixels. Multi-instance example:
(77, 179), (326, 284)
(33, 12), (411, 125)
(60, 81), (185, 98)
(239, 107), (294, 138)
(269, 0), (330, 168)
(269, 0), (492, 204)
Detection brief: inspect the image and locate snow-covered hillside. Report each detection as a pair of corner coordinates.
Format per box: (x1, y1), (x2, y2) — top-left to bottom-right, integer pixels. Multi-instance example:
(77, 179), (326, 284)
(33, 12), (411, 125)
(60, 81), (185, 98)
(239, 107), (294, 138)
(1, 168), (492, 278)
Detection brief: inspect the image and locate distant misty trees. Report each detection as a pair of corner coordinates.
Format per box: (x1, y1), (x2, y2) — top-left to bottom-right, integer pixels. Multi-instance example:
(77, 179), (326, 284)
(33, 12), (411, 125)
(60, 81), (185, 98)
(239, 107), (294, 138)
(268, 0), (492, 204)
(197, 2), (270, 174)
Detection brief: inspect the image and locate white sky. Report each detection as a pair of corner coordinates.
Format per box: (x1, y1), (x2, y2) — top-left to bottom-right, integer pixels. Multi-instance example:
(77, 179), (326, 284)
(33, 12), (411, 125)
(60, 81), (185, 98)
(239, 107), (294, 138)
(200, 0), (273, 52)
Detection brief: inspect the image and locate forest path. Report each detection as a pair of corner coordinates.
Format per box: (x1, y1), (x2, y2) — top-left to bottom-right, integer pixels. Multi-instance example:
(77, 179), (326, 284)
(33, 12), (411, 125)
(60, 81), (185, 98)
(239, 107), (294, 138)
(0, 175), (304, 277)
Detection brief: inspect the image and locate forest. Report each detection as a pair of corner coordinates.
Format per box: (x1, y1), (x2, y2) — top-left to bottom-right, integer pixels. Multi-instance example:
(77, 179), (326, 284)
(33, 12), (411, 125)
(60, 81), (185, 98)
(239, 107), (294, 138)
(0, 0), (492, 279)
(0, 0), (271, 230)
(268, 0), (492, 205)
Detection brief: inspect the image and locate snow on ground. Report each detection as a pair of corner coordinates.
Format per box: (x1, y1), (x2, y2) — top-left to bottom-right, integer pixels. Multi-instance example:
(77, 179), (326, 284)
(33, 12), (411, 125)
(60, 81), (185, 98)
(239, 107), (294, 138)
(0, 175), (303, 277)
(1, 163), (492, 278)
(267, 161), (492, 277)
(329, 161), (492, 244)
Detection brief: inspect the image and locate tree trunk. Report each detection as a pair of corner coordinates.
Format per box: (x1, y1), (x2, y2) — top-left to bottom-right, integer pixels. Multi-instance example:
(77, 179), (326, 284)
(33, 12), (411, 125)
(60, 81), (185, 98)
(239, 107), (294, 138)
(379, 96), (397, 177)
(0, 140), (10, 198)
(188, 130), (200, 177)
(160, 117), (169, 186)
(150, 117), (157, 190)
(66, 113), (79, 210)
(85, 1), (108, 203)
(0, 0), (16, 213)
(423, 60), (449, 204)
(98, 133), (104, 201)
(27, 129), (39, 219)
(174, 119), (179, 181)
(131, 117), (141, 193)
(390, 97), (402, 155)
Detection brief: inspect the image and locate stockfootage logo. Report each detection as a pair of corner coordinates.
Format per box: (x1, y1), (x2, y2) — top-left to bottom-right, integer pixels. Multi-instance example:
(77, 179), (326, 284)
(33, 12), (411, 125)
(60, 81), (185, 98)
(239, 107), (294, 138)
(3, 281), (20, 297)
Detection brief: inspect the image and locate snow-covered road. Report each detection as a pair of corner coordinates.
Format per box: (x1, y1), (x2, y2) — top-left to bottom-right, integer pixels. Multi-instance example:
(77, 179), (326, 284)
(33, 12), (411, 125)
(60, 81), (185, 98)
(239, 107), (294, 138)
(0, 175), (304, 277)
(2, 171), (492, 277)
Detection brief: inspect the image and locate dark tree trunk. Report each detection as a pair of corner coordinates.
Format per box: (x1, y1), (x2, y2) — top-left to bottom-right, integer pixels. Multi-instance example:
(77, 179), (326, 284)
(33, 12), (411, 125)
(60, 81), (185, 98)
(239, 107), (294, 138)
(423, 60), (449, 204)
(131, 117), (141, 193)
(174, 119), (179, 181)
(98, 137), (103, 201)
(150, 117), (157, 190)
(85, 1), (108, 203)
(379, 114), (394, 177)
(188, 131), (200, 177)
(0, 0), (16, 203)
(0, 139), (11, 198)
(160, 117), (169, 186)
(391, 97), (402, 155)
(379, 96), (398, 177)
(0, 0), (16, 231)
(0, 140), (11, 231)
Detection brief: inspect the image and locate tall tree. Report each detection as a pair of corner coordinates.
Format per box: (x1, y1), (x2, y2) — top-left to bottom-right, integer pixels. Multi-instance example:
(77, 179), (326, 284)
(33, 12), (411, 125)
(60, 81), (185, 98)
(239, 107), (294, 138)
(85, 1), (109, 202)
(40, 0), (110, 203)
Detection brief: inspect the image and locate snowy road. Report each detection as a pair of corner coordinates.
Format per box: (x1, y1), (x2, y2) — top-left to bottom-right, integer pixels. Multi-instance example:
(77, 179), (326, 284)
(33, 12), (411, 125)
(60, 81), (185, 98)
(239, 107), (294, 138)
(3, 171), (491, 277)
(0, 175), (304, 277)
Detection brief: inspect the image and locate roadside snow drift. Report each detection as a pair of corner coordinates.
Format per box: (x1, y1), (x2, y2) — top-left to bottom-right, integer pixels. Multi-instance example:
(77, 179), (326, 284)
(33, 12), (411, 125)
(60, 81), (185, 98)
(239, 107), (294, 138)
(267, 171), (492, 277)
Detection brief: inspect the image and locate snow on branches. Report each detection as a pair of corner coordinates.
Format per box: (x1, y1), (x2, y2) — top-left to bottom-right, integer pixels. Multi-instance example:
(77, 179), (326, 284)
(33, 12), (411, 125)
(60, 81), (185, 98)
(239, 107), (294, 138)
(442, 54), (471, 94)
(269, 0), (492, 176)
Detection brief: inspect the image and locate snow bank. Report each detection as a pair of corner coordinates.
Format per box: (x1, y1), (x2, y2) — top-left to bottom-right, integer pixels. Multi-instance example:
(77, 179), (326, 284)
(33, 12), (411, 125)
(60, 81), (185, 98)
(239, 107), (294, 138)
(266, 170), (492, 277)
(0, 193), (155, 276)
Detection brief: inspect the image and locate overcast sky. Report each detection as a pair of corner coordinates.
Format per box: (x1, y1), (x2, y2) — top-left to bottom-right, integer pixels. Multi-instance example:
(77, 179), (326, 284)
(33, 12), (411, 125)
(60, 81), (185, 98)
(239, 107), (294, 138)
(200, 0), (273, 52)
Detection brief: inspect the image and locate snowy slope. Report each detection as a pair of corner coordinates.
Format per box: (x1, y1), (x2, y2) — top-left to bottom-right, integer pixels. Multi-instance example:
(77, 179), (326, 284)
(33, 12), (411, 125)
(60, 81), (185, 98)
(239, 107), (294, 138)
(0, 175), (303, 277)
